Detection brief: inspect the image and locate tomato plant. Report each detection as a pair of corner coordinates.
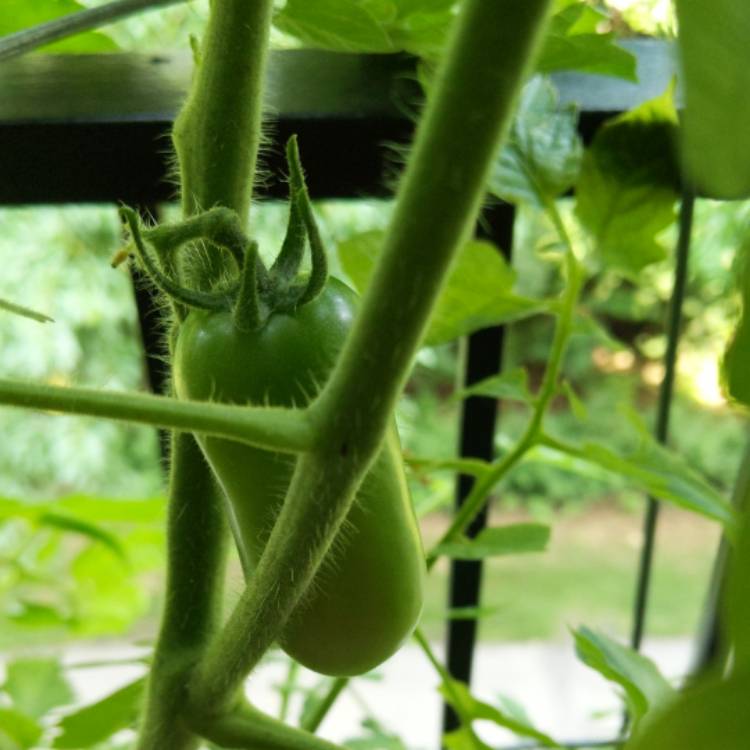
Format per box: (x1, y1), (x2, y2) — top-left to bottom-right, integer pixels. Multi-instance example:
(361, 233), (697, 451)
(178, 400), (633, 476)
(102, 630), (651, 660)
(1, 1), (750, 749)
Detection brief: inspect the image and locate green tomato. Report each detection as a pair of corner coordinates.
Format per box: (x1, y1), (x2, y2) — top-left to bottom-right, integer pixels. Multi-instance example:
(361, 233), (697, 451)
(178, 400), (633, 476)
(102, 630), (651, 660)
(173, 277), (425, 676)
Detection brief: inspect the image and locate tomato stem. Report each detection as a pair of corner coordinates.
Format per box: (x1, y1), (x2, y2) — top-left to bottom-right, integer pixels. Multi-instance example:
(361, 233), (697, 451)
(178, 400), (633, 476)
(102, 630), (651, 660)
(0, 378), (314, 453)
(172, 0), (274, 284)
(136, 433), (229, 750)
(187, 0), (553, 714)
(187, 701), (345, 750)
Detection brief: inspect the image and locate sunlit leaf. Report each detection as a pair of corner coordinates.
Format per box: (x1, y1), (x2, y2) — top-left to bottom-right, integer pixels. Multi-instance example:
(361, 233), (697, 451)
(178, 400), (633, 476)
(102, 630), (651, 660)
(625, 669), (750, 750)
(537, 1), (636, 80)
(338, 233), (546, 345)
(573, 627), (673, 727)
(0, 0), (117, 55)
(490, 78), (583, 207)
(433, 523), (550, 560)
(53, 678), (145, 749)
(274, 0), (394, 52)
(575, 84), (680, 276)
(71, 545), (145, 635)
(0, 708), (42, 750)
(675, 0), (750, 198)
(274, 0), (457, 58)
(4, 657), (74, 719)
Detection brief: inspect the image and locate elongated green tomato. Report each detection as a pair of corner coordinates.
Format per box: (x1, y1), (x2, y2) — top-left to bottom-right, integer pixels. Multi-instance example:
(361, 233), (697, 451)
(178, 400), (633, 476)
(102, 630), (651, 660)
(173, 277), (425, 676)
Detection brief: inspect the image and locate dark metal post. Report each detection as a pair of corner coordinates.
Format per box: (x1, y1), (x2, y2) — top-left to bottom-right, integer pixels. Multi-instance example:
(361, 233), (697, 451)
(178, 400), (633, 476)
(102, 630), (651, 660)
(442, 202), (515, 737)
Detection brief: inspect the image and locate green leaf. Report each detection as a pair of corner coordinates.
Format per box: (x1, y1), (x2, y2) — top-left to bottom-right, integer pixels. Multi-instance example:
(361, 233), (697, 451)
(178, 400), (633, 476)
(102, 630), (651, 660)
(573, 627), (673, 728)
(490, 78), (583, 207)
(453, 368), (532, 404)
(0, 0), (117, 55)
(53, 678), (145, 749)
(561, 380), (588, 421)
(274, 0), (395, 52)
(274, 0), (457, 58)
(443, 726), (490, 750)
(625, 669), (750, 750)
(675, 0), (750, 198)
(5, 599), (72, 629)
(433, 523), (550, 560)
(37, 512), (127, 561)
(338, 232), (546, 345)
(579, 440), (735, 528)
(345, 718), (408, 750)
(4, 658), (74, 719)
(440, 680), (560, 748)
(71, 545), (146, 635)
(575, 85), (681, 276)
(537, 1), (637, 80)
(0, 298), (53, 323)
(0, 708), (42, 750)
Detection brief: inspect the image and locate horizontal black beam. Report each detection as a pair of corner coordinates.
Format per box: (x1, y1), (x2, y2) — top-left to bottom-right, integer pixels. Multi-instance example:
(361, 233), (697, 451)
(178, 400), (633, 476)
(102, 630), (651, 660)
(0, 41), (675, 205)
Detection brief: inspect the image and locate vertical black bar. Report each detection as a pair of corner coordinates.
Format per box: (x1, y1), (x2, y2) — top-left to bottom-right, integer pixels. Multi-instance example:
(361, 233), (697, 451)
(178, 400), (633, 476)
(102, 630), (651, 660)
(441, 202), (515, 737)
(629, 191), (695, 654)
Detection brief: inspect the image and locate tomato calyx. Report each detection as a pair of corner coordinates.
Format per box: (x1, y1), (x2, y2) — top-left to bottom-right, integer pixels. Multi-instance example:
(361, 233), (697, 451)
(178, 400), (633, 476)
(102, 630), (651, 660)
(118, 135), (328, 332)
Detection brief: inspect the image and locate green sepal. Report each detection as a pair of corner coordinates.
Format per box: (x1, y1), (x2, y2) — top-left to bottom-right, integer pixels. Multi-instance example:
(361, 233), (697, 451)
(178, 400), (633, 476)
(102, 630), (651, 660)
(120, 207), (234, 313)
(271, 187), (307, 283)
(233, 241), (267, 331)
(285, 136), (329, 305)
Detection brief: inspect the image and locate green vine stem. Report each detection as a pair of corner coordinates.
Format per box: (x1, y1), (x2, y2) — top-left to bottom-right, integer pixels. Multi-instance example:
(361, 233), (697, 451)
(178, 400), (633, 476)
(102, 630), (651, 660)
(136, 432), (230, 750)
(424, 250), (584, 569)
(0, 378), (313, 453)
(189, 701), (345, 750)
(173, 0), (273, 281)
(0, 0), (186, 62)
(300, 678), (348, 733)
(186, 0), (553, 718)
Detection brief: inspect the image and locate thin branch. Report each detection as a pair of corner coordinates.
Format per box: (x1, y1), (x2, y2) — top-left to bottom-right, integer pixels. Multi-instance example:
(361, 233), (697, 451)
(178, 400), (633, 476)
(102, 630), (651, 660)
(0, 0), (188, 62)
(0, 378), (313, 453)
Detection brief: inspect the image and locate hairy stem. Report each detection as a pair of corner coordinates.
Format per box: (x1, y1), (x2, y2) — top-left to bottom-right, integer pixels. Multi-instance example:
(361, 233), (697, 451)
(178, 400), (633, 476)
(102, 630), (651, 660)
(0, 378), (313, 453)
(188, 0), (553, 714)
(173, 0), (273, 273)
(136, 433), (229, 750)
(190, 702), (345, 750)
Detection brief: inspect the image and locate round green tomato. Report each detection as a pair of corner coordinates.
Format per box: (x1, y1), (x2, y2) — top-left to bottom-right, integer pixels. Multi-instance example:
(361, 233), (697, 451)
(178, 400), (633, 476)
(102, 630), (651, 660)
(173, 277), (425, 676)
